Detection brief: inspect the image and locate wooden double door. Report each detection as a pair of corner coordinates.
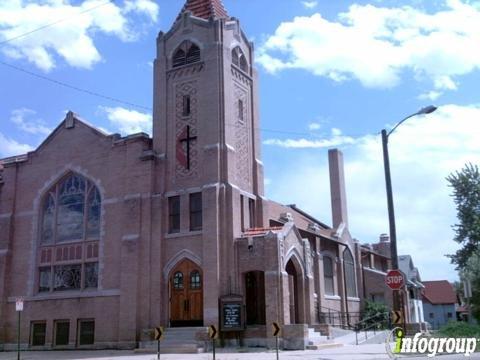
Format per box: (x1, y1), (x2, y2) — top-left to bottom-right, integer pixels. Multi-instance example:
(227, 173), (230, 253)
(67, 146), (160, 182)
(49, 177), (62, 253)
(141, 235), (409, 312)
(170, 259), (203, 327)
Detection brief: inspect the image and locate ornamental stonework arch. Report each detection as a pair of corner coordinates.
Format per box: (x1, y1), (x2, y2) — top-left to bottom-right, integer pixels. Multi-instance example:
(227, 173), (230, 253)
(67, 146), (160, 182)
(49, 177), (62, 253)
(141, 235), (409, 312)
(284, 246), (305, 276)
(27, 165), (106, 296)
(163, 249), (202, 280)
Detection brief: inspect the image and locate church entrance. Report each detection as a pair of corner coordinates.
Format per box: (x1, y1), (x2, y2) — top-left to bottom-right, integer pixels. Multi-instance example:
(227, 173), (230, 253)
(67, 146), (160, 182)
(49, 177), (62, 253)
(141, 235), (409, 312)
(169, 259), (203, 327)
(245, 271), (266, 325)
(286, 259), (300, 324)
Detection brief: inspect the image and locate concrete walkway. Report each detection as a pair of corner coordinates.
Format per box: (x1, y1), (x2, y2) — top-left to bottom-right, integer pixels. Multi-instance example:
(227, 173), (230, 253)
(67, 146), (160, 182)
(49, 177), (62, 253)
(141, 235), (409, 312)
(1, 344), (479, 360)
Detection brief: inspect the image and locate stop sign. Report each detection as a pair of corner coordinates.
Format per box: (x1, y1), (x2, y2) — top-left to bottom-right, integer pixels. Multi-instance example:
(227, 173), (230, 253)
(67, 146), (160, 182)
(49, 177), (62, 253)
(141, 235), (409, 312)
(385, 269), (404, 290)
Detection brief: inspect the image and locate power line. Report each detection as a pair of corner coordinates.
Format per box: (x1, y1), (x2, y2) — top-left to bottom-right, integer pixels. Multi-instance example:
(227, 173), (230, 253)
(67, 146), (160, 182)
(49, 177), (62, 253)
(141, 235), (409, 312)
(0, 60), (152, 111)
(0, 0), (113, 45)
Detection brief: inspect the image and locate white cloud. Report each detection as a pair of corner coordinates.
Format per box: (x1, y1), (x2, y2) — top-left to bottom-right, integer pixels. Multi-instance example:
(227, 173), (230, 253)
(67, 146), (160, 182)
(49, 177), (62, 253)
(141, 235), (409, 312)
(265, 104), (480, 281)
(0, 0), (159, 71)
(308, 122), (322, 131)
(264, 128), (356, 148)
(418, 90), (442, 101)
(101, 106), (151, 135)
(0, 132), (34, 158)
(10, 108), (51, 136)
(302, 1), (318, 9)
(258, 1), (480, 92)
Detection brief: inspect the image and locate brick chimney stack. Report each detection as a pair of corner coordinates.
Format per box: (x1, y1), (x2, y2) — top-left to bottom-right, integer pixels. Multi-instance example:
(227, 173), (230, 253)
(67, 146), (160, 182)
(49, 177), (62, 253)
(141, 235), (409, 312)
(328, 149), (348, 229)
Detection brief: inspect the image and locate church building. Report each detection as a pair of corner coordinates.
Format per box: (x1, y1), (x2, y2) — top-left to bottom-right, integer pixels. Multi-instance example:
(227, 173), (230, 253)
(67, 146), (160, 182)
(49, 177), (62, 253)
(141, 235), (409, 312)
(0, 0), (377, 351)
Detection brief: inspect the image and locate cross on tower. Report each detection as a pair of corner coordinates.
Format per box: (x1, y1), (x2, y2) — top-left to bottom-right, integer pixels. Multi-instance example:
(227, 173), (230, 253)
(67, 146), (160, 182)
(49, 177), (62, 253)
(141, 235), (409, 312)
(179, 125), (197, 170)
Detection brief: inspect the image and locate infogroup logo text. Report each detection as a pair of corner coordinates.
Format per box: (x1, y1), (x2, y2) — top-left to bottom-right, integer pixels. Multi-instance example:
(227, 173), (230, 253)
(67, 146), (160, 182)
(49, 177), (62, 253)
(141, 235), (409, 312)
(386, 328), (478, 358)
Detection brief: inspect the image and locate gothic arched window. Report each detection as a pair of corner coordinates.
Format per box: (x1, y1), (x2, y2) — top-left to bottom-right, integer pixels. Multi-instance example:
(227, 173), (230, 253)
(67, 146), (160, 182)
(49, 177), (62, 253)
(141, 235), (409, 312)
(232, 46), (248, 72)
(323, 256), (335, 295)
(343, 248), (357, 298)
(37, 173), (101, 293)
(40, 173), (100, 244)
(172, 41), (201, 68)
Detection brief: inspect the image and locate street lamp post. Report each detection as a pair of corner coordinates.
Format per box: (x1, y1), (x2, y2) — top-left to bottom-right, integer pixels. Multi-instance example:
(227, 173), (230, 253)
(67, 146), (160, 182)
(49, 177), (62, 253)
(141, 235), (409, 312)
(381, 105), (437, 316)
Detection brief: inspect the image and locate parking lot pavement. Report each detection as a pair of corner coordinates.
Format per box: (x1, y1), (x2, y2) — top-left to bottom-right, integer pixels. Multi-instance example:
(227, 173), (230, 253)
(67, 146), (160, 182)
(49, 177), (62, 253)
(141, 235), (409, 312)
(1, 345), (479, 360)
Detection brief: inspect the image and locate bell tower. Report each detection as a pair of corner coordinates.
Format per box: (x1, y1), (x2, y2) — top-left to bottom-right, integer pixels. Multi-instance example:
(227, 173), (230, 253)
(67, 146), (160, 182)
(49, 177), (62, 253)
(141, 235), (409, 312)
(152, 0), (264, 197)
(152, 0), (265, 325)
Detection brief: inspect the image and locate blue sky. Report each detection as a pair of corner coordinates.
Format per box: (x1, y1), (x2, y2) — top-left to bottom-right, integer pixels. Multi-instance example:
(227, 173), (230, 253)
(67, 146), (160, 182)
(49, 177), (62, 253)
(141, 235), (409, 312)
(1, 0), (480, 282)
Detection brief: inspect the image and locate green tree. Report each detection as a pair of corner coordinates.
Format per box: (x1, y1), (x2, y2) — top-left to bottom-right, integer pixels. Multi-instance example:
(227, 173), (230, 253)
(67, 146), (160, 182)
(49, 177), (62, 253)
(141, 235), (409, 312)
(446, 163), (480, 269)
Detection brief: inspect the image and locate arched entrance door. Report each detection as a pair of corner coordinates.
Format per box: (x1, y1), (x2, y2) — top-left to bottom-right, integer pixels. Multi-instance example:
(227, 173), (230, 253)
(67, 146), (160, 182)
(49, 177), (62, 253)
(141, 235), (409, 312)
(169, 259), (203, 327)
(286, 259), (300, 324)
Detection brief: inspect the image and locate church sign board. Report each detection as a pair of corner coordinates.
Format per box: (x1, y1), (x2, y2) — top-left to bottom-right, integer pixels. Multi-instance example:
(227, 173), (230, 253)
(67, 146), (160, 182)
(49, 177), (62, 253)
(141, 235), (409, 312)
(219, 295), (244, 332)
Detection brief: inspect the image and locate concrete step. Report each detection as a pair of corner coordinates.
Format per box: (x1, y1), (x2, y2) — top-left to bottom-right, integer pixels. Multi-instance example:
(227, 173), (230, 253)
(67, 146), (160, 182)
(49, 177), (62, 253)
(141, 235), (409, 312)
(135, 343), (204, 354)
(306, 343), (343, 350)
(137, 327), (207, 354)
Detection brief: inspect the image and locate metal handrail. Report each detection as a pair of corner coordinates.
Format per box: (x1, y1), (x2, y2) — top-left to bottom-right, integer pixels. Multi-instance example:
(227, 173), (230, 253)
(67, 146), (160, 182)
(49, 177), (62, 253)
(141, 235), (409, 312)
(354, 312), (390, 345)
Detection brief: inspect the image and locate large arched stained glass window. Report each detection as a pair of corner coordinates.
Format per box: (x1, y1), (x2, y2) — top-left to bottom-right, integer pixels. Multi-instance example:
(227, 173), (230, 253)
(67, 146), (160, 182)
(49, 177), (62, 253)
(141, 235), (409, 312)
(37, 173), (101, 293)
(343, 248), (357, 298)
(40, 173), (101, 244)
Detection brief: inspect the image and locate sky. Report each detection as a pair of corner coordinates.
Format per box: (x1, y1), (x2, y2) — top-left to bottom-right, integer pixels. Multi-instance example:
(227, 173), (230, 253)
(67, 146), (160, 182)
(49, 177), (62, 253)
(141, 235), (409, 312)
(1, 0), (480, 282)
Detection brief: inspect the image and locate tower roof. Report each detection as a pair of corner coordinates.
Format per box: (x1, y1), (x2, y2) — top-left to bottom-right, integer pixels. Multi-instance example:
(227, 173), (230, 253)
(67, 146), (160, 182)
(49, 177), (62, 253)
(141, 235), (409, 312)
(177, 0), (229, 21)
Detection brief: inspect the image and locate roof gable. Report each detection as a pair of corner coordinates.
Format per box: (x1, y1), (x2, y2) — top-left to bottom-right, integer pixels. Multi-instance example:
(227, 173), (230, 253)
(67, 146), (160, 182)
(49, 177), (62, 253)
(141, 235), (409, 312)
(422, 280), (457, 305)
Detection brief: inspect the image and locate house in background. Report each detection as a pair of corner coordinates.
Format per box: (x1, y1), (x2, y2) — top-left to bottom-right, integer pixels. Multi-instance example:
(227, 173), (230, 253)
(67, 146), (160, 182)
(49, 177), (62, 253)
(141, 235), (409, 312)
(398, 255), (426, 329)
(360, 234), (392, 307)
(422, 280), (458, 329)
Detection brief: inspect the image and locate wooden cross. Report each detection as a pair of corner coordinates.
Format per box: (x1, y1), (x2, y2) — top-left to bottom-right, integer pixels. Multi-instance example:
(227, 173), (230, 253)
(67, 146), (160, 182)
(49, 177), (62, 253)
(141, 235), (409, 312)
(180, 125), (197, 170)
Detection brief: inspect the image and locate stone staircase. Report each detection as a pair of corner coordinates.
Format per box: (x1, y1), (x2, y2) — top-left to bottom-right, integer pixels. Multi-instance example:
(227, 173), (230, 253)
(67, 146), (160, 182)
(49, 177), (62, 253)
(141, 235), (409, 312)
(136, 327), (207, 354)
(306, 327), (343, 350)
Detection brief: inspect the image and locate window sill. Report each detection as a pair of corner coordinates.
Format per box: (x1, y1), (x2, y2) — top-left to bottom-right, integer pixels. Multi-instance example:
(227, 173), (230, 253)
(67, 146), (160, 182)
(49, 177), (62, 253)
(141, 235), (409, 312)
(165, 230), (203, 239)
(347, 297), (361, 302)
(324, 295), (341, 300)
(8, 289), (120, 302)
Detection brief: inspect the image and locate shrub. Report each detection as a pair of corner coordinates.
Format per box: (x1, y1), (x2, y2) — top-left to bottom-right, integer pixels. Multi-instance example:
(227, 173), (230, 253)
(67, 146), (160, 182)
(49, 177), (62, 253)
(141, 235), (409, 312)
(437, 321), (480, 338)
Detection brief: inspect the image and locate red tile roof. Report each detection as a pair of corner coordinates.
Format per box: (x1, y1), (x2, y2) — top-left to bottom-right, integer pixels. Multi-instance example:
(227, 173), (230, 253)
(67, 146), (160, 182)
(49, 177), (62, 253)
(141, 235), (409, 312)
(177, 0), (228, 21)
(242, 227), (283, 237)
(422, 280), (457, 305)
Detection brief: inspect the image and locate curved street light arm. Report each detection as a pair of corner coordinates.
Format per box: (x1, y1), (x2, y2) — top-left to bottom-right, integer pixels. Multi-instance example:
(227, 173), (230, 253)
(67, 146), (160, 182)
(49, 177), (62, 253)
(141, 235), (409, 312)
(387, 105), (438, 138)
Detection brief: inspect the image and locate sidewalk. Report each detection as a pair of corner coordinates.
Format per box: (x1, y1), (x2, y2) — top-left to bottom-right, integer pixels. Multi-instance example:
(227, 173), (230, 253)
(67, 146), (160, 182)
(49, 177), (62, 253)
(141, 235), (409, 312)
(1, 344), (479, 360)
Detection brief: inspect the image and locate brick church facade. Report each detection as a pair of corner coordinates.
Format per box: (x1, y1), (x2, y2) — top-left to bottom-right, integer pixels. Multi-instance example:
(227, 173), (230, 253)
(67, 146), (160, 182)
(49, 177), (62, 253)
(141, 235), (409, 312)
(0, 0), (394, 350)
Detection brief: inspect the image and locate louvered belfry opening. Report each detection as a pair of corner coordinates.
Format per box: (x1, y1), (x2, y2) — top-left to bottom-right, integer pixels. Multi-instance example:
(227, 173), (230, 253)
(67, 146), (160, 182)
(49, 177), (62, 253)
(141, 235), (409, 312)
(172, 41), (201, 68)
(176, 0), (228, 22)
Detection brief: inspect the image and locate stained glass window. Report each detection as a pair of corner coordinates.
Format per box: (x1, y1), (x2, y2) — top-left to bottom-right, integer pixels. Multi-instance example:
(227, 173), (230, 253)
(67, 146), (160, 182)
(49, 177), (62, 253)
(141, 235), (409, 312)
(323, 256), (335, 295)
(40, 173), (101, 244)
(39, 267), (51, 292)
(84, 262), (98, 288)
(173, 271), (183, 289)
(41, 194), (55, 245)
(190, 270), (201, 289)
(87, 187), (101, 238)
(343, 248), (357, 298)
(54, 264), (81, 291)
(38, 173), (101, 294)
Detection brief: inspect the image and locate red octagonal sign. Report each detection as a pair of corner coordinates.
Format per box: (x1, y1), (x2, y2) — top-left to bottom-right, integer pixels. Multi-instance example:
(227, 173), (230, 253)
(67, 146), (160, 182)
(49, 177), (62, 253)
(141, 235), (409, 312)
(385, 269), (404, 290)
